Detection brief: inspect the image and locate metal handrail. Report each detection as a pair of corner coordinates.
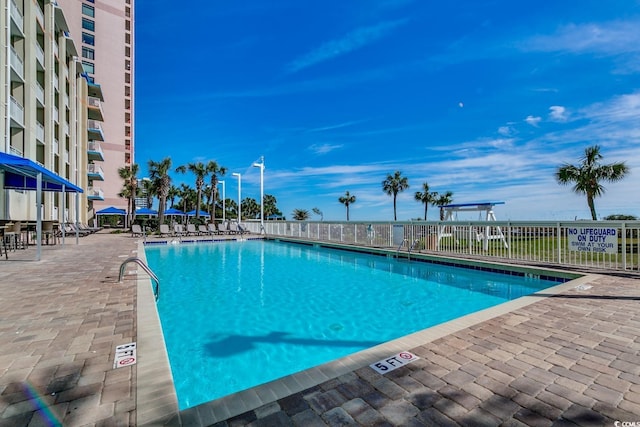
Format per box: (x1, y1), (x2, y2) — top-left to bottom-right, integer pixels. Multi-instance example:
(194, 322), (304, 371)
(119, 257), (159, 301)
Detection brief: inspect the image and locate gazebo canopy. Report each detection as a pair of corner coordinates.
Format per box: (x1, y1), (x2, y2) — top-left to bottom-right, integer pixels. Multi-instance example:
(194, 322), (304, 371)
(96, 206), (126, 215)
(163, 208), (185, 216)
(0, 152), (83, 193)
(136, 207), (158, 216)
(187, 209), (210, 217)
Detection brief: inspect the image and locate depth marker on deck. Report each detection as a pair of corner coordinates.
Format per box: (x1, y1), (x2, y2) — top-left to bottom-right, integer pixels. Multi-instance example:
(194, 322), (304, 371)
(370, 351), (419, 374)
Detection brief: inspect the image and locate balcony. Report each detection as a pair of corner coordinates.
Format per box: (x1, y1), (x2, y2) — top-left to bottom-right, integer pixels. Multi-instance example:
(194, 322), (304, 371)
(87, 186), (104, 201)
(87, 120), (104, 141)
(35, 81), (44, 106)
(36, 122), (44, 143)
(53, 106), (59, 123)
(87, 141), (104, 161)
(35, 42), (44, 68)
(87, 163), (104, 181)
(10, 96), (24, 128)
(87, 81), (103, 101)
(10, 0), (23, 36)
(10, 46), (24, 82)
(35, 4), (44, 27)
(87, 96), (104, 121)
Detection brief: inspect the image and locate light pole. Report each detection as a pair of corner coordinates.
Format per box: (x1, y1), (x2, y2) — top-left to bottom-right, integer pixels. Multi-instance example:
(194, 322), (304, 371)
(252, 156), (264, 232)
(232, 173), (241, 223)
(218, 180), (225, 223)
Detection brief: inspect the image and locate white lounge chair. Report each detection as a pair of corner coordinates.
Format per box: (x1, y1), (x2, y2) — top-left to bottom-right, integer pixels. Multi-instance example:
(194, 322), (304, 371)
(131, 224), (144, 237)
(186, 224), (198, 236)
(159, 224), (171, 238)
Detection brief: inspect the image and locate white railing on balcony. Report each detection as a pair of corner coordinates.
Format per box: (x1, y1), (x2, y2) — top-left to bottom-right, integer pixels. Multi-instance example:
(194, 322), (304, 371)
(10, 0), (23, 32)
(35, 42), (44, 65)
(53, 74), (58, 90)
(10, 46), (23, 77)
(88, 140), (103, 154)
(64, 150), (69, 164)
(9, 146), (22, 157)
(35, 4), (44, 26)
(87, 187), (104, 199)
(64, 121), (69, 136)
(88, 97), (101, 108)
(53, 106), (59, 123)
(10, 96), (24, 126)
(243, 221), (640, 273)
(52, 138), (59, 157)
(64, 93), (69, 107)
(35, 81), (44, 104)
(36, 122), (45, 142)
(53, 41), (58, 58)
(87, 163), (104, 176)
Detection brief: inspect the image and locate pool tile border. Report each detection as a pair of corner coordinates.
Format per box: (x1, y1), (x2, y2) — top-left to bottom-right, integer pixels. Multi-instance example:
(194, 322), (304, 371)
(135, 239), (594, 426)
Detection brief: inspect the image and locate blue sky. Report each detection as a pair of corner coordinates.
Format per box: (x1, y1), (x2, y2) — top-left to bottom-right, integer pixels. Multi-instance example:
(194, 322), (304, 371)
(135, 1), (640, 221)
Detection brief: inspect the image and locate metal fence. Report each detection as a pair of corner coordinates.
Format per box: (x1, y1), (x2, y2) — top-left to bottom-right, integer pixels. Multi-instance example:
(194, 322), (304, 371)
(243, 220), (640, 272)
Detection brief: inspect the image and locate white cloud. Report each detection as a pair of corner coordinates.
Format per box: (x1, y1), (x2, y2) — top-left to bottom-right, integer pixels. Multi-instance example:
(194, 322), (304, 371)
(524, 115), (542, 126)
(549, 105), (567, 122)
(308, 143), (343, 155)
(498, 126), (514, 136)
(286, 19), (408, 73)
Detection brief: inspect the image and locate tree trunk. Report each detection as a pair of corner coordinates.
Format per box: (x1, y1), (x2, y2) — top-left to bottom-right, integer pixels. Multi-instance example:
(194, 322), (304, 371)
(587, 194), (598, 220)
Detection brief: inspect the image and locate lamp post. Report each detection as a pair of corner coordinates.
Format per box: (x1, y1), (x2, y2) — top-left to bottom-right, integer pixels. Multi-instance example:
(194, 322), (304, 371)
(232, 173), (241, 223)
(252, 156), (264, 232)
(218, 180), (225, 223)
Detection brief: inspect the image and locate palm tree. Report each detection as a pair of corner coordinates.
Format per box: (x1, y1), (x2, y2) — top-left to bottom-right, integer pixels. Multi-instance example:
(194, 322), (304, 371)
(434, 191), (454, 220)
(556, 145), (629, 220)
(176, 162), (209, 220)
(292, 209), (310, 220)
(207, 161), (227, 222)
(414, 182), (438, 221)
(118, 163), (139, 228)
(263, 194), (282, 218)
(148, 157), (172, 225)
(338, 191), (356, 221)
(382, 171), (410, 221)
(312, 207), (323, 221)
(241, 197), (260, 219)
(141, 178), (154, 209)
(178, 183), (195, 214)
(167, 184), (179, 208)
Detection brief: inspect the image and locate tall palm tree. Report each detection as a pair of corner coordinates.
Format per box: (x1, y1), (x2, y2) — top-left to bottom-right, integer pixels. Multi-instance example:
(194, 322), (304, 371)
(148, 157), (172, 225)
(338, 191), (356, 221)
(382, 171), (410, 221)
(241, 197), (260, 219)
(118, 163), (139, 228)
(207, 161), (227, 222)
(167, 185), (179, 208)
(414, 182), (438, 221)
(556, 145), (629, 220)
(176, 162), (209, 220)
(433, 191), (454, 220)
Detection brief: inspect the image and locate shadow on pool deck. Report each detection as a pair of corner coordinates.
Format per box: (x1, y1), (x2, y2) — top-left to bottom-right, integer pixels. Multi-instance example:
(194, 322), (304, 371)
(0, 231), (639, 426)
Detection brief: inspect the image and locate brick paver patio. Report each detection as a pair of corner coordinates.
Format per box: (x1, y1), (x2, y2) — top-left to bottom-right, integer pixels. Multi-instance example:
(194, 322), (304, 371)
(0, 232), (638, 426)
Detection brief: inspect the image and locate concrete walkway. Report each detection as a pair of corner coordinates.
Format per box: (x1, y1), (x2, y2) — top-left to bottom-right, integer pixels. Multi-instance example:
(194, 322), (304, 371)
(0, 232), (638, 426)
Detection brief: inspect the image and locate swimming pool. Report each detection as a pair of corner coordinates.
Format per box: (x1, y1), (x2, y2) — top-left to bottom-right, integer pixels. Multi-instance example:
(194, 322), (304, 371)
(145, 239), (563, 410)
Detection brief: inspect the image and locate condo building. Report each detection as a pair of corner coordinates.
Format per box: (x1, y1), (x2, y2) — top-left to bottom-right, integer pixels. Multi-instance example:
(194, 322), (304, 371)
(0, 0), (133, 226)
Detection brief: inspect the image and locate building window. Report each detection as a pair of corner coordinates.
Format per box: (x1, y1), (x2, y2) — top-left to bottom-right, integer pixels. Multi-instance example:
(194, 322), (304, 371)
(82, 4), (95, 17)
(82, 47), (94, 60)
(82, 18), (95, 32)
(82, 61), (95, 74)
(82, 32), (95, 45)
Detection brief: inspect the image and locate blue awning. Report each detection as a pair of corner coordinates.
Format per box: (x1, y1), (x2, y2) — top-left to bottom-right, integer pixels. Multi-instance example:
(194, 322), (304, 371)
(136, 207), (158, 216)
(0, 152), (83, 193)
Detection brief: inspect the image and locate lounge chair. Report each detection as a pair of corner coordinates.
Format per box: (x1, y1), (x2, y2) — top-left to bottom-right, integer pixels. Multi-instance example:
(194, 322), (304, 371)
(159, 224), (171, 238)
(173, 224), (186, 237)
(186, 224), (198, 236)
(207, 223), (219, 235)
(131, 224), (144, 237)
(228, 222), (241, 234)
(198, 224), (210, 235)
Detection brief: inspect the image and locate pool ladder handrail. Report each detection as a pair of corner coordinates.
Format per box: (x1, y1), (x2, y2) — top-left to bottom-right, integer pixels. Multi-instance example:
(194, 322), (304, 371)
(119, 257), (160, 301)
(396, 238), (420, 261)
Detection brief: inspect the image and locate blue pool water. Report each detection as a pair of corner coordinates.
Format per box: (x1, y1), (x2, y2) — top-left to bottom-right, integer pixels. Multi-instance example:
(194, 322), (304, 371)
(145, 240), (561, 410)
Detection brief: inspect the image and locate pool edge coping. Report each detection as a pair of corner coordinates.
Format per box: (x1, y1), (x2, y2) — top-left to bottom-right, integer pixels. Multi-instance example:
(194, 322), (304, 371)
(135, 240), (599, 426)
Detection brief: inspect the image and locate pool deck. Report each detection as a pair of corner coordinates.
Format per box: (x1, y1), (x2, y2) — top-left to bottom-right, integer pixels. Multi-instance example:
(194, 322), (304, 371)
(0, 231), (638, 426)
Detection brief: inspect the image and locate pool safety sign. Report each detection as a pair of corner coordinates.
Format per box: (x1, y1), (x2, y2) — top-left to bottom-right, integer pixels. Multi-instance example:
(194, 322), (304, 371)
(567, 227), (618, 254)
(113, 342), (137, 369)
(370, 351), (419, 374)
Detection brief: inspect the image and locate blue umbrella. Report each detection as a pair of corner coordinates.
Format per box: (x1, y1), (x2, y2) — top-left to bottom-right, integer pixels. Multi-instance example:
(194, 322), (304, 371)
(96, 206), (126, 215)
